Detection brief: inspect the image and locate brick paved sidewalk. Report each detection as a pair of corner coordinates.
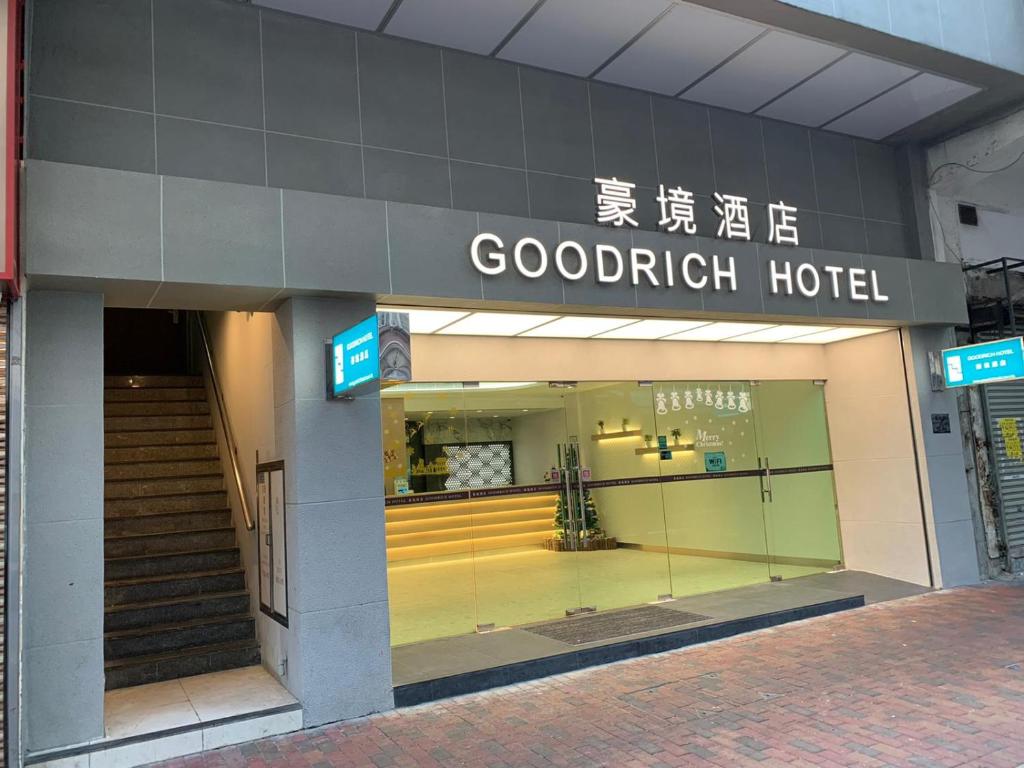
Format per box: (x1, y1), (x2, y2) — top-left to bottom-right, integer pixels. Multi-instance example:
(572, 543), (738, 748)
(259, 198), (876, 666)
(155, 583), (1024, 768)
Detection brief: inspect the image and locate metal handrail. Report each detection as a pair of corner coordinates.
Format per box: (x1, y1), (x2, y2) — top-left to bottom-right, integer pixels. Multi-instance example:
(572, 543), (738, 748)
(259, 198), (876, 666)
(193, 312), (255, 531)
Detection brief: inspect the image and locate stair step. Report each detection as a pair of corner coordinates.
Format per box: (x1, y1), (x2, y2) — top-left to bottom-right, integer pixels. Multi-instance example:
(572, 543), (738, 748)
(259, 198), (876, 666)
(105, 475), (224, 499)
(106, 491), (229, 517)
(105, 387), (207, 403)
(104, 640), (260, 690)
(105, 614), (256, 659)
(105, 590), (251, 631)
(105, 429), (216, 448)
(104, 509), (232, 536)
(105, 375), (203, 389)
(105, 415), (214, 432)
(385, 506), (554, 534)
(105, 547), (241, 580)
(105, 401), (211, 417)
(105, 444), (220, 464)
(104, 527), (236, 558)
(105, 459), (223, 481)
(105, 567), (246, 606)
(386, 494), (559, 523)
(386, 517), (553, 548)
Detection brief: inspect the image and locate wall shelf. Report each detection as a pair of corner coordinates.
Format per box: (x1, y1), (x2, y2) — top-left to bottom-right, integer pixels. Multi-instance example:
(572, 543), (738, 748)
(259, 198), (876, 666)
(634, 444), (695, 455)
(591, 429), (642, 442)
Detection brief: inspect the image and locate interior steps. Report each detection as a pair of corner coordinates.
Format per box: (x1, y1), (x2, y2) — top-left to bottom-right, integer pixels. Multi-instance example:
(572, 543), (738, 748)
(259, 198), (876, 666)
(385, 493), (558, 562)
(103, 374), (259, 690)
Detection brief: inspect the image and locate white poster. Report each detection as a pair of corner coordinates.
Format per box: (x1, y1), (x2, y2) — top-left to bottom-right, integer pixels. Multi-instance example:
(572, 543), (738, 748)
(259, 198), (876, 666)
(256, 461), (289, 626)
(257, 472), (271, 611)
(270, 467), (288, 619)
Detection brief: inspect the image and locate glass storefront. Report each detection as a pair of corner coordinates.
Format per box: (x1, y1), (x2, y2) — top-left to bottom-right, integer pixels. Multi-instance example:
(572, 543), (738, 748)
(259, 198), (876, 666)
(382, 380), (841, 647)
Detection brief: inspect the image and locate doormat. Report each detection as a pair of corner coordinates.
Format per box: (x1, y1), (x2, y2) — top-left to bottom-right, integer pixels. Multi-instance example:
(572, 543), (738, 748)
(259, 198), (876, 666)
(523, 605), (711, 645)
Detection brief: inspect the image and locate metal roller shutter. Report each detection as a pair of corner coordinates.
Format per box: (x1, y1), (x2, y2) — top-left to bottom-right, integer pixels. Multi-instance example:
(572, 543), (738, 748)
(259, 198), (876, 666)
(984, 381), (1024, 554)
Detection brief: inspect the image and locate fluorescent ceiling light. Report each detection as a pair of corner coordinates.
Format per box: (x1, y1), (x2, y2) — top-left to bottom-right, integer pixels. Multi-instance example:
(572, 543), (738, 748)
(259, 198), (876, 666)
(724, 324), (834, 343)
(665, 322), (776, 341)
(787, 327), (890, 344)
(595, 319), (710, 340)
(380, 307), (468, 334)
(521, 316), (639, 338)
(437, 312), (559, 336)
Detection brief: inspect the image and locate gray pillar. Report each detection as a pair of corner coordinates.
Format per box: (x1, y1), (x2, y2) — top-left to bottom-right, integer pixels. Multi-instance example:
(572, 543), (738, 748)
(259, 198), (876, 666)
(272, 297), (392, 728)
(908, 325), (981, 587)
(22, 291), (105, 751)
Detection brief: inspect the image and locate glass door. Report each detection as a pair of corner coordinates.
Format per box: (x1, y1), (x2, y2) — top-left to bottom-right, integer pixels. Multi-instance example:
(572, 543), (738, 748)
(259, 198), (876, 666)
(570, 382), (674, 612)
(467, 382), (582, 629)
(655, 381), (772, 597)
(750, 380), (842, 580)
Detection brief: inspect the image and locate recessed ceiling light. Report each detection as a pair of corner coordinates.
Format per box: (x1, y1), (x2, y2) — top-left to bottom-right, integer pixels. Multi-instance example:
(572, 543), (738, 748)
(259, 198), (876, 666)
(380, 307), (468, 334)
(788, 327), (890, 344)
(521, 316), (639, 338)
(724, 325), (834, 343)
(437, 312), (559, 336)
(595, 319), (711, 340)
(665, 322), (775, 341)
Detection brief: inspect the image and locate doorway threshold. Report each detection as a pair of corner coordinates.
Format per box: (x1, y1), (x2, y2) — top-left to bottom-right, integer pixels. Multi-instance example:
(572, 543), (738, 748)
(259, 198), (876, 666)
(392, 571), (925, 707)
(25, 666), (301, 768)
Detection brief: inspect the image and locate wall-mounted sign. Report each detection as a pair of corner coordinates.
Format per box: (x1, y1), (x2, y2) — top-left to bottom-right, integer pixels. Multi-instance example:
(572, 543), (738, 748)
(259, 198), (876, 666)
(704, 451), (727, 473)
(257, 460), (288, 627)
(931, 413), (951, 434)
(327, 312), (411, 399)
(469, 234), (889, 304)
(942, 337), (1024, 388)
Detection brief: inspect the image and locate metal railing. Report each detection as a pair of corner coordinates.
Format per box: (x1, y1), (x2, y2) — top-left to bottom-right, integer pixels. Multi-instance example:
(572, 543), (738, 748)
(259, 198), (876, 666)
(192, 312), (255, 531)
(963, 257), (1024, 341)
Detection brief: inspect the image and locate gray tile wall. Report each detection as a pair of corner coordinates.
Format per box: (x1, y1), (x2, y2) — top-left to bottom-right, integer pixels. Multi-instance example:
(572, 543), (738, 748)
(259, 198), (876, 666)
(783, 0), (1024, 75)
(272, 297), (393, 727)
(908, 326), (983, 587)
(27, 0), (916, 261)
(22, 291), (105, 752)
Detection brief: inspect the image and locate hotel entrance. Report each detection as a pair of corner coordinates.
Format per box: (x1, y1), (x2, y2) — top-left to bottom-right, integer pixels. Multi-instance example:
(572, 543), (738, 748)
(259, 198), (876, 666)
(383, 374), (840, 648)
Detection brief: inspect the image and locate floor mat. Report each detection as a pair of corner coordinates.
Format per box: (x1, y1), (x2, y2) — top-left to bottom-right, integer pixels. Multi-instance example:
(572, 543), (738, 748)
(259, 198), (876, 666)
(522, 605), (711, 645)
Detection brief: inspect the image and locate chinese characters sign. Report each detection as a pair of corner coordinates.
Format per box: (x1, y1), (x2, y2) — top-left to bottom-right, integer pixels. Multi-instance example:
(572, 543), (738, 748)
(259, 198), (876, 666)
(594, 177), (800, 247)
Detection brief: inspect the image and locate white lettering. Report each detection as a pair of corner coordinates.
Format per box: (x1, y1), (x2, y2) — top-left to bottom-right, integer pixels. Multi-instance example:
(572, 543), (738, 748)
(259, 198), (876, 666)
(554, 241), (587, 281)
(513, 237), (547, 279)
(681, 252), (707, 290)
(712, 254), (737, 292)
(664, 251), (675, 287)
(629, 248), (659, 287)
(470, 233), (505, 276)
(823, 265), (843, 299)
(769, 260), (793, 296)
(596, 245), (624, 283)
(849, 267), (869, 301)
(870, 270), (889, 302)
(795, 263), (820, 298)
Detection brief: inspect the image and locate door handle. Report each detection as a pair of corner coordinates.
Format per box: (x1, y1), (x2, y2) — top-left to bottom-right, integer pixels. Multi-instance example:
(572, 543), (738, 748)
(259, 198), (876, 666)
(764, 457), (773, 503)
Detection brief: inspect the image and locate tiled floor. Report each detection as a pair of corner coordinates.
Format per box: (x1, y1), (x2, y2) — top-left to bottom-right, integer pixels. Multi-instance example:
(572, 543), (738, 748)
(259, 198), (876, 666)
(105, 666), (298, 739)
(390, 569), (924, 686)
(387, 548), (826, 645)
(153, 582), (1024, 768)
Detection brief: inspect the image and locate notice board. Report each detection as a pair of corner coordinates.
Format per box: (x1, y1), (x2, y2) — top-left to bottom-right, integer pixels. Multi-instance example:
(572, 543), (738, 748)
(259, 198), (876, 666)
(257, 460), (289, 626)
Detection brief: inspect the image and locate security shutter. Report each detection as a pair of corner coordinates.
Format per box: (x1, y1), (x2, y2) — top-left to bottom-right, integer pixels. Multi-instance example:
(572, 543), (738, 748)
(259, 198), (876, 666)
(984, 381), (1024, 553)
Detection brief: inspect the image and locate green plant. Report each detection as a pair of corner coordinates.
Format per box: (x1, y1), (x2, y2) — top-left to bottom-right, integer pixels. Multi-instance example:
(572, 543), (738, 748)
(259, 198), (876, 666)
(671, 428), (682, 445)
(583, 490), (602, 537)
(644, 434), (653, 447)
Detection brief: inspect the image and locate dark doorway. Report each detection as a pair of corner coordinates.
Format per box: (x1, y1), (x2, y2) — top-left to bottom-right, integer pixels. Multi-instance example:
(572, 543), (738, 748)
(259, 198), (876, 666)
(104, 309), (190, 375)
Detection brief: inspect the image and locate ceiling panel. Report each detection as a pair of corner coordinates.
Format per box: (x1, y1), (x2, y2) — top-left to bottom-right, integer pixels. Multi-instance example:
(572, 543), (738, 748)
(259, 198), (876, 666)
(596, 4), (764, 95)
(825, 72), (982, 139)
(497, 0), (672, 77)
(682, 30), (845, 113)
(255, 0), (393, 29)
(757, 53), (917, 127)
(385, 0), (538, 55)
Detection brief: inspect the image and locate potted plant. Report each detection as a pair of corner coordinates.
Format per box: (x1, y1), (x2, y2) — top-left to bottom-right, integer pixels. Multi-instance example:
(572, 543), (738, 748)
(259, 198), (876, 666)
(671, 428), (682, 446)
(597, 420), (605, 434)
(644, 434), (653, 447)
(621, 418), (629, 432)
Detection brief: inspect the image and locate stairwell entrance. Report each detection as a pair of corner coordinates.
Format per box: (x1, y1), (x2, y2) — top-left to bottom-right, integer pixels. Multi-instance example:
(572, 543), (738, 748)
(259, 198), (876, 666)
(103, 310), (260, 688)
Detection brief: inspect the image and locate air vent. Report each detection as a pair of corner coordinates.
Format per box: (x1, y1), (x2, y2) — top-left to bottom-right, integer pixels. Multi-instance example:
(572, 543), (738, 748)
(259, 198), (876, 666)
(958, 203), (979, 226)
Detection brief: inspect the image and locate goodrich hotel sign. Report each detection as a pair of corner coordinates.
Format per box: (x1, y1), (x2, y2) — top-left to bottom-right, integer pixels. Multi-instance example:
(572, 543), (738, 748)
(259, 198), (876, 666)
(469, 175), (890, 305)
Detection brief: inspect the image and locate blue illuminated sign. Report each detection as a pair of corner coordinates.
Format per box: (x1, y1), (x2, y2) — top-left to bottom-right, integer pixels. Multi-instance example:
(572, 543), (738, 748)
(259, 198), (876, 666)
(329, 315), (380, 398)
(942, 337), (1024, 388)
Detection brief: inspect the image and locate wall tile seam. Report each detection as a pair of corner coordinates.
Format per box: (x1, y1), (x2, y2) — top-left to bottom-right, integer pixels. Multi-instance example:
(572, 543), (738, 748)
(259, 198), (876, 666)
(286, 497), (386, 509)
(288, 598), (389, 618)
(22, 635), (103, 651)
(25, 96), (910, 228)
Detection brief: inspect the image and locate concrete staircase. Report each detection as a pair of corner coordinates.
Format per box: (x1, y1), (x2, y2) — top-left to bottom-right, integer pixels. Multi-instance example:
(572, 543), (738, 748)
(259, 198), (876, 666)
(103, 375), (259, 690)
